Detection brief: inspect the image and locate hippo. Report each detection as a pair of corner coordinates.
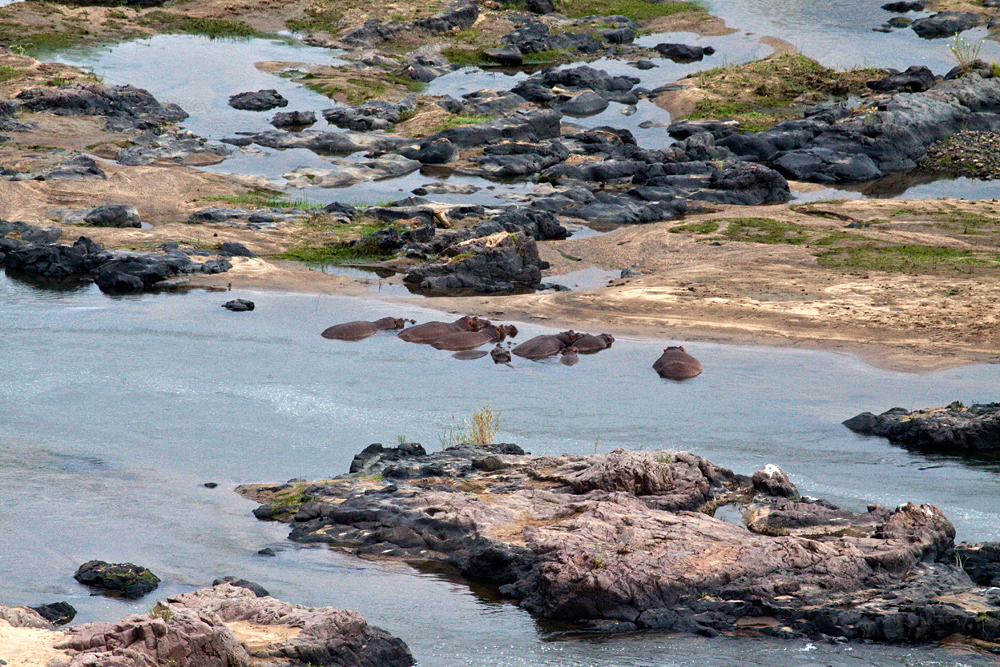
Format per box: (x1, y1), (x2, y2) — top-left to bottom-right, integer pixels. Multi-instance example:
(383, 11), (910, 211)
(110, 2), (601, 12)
(321, 317), (408, 341)
(398, 315), (488, 344)
(512, 331), (583, 360)
(452, 349), (489, 360)
(653, 346), (703, 380)
(431, 324), (518, 351)
(574, 333), (614, 354)
(560, 347), (580, 366)
(491, 344), (512, 365)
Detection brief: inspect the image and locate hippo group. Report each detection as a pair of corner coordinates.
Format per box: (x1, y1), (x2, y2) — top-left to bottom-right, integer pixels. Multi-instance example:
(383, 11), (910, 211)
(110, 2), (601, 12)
(512, 331), (614, 362)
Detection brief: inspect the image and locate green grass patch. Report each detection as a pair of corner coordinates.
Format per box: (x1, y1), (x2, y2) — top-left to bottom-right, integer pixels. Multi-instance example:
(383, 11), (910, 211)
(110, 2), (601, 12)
(722, 217), (809, 245)
(203, 193), (324, 210)
(1, 25), (93, 54)
(815, 244), (1000, 273)
(669, 220), (719, 234)
(430, 113), (498, 131)
(278, 243), (392, 264)
(556, 0), (704, 21)
(137, 11), (261, 38)
(0, 65), (22, 83)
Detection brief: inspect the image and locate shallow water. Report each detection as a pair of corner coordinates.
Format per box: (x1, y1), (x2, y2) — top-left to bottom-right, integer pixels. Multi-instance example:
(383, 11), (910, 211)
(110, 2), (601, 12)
(2, 272), (1000, 666)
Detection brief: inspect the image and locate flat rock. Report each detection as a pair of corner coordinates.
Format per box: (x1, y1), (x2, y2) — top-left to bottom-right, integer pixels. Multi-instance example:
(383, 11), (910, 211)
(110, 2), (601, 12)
(844, 402), (1000, 452)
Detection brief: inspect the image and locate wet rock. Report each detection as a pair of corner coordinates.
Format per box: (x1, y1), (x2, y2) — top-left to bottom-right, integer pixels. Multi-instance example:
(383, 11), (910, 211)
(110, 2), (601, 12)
(15, 82), (187, 131)
(212, 576), (270, 597)
(239, 446), (999, 643)
(844, 402), (1000, 452)
(28, 602), (76, 626)
(910, 11), (982, 37)
(223, 299), (256, 312)
(3, 235), (111, 280)
(557, 91), (609, 117)
(866, 65), (937, 92)
(882, 0), (923, 10)
(653, 43), (715, 62)
(485, 45), (524, 65)
(83, 204), (141, 228)
(95, 255), (177, 293)
(667, 118), (739, 140)
(633, 60), (657, 70)
(469, 140), (569, 178)
(250, 128), (408, 154)
(501, 19), (604, 55)
(229, 89), (289, 111)
(219, 241), (254, 258)
(270, 110), (317, 128)
(397, 137), (456, 164)
(323, 98), (415, 131)
(258, 547), (277, 556)
(461, 90), (528, 115)
(73, 560), (160, 598)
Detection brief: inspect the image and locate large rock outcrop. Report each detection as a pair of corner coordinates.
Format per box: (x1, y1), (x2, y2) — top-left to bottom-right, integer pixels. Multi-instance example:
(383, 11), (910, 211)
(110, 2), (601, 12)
(844, 402), (1000, 452)
(239, 445), (1000, 643)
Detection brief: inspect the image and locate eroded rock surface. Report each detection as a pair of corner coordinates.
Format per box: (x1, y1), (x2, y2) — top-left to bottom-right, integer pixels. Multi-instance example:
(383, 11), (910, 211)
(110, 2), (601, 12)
(844, 402), (1000, 452)
(239, 446), (1000, 643)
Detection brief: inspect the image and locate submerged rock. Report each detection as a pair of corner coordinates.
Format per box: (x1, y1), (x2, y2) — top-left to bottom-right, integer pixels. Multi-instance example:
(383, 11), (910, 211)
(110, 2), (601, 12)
(223, 299), (256, 312)
(653, 43), (715, 62)
(229, 89), (289, 111)
(240, 445), (1000, 643)
(73, 560), (160, 599)
(844, 402), (1000, 452)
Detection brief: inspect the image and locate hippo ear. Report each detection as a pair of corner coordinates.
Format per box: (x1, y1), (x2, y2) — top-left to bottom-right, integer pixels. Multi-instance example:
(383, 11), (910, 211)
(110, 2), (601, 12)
(679, 346), (685, 351)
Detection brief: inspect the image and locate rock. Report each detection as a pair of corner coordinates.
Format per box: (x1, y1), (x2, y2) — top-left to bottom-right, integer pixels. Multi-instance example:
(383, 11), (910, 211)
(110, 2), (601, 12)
(525, 0), (553, 13)
(258, 547), (277, 556)
(73, 560), (160, 598)
(15, 82), (187, 131)
(943, 59), (994, 81)
(270, 110), (317, 128)
(866, 65), (937, 92)
(341, 19), (407, 47)
(751, 464), (799, 499)
(83, 204), (141, 228)
(228, 89), (289, 111)
(350, 442), (428, 474)
(404, 230), (543, 292)
(323, 99), (415, 132)
(771, 147), (883, 183)
(39, 154), (106, 181)
(485, 45), (524, 65)
(653, 43), (715, 61)
(19, 226), (61, 244)
(53, 584), (415, 667)
(204, 482), (218, 488)
(431, 109), (562, 148)
(557, 90), (609, 117)
(223, 299), (255, 312)
(953, 542), (1000, 586)
(116, 132), (233, 166)
(910, 11), (982, 38)
(3, 235), (110, 280)
(844, 402), (1000, 452)
(882, 0), (923, 10)
(28, 602), (76, 625)
(238, 446), (1000, 643)
(283, 154), (421, 188)
(461, 90), (528, 115)
(212, 576), (270, 597)
(397, 137), (456, 164)
(633, 60), (657, 70)
(95, 255), (178, 293)
(413, 0), (478, 33)
(469, 140), (569, 178)
(501, 20), (603, 56)
(218, 241), (254, 258)
(200, 258), (233, 274)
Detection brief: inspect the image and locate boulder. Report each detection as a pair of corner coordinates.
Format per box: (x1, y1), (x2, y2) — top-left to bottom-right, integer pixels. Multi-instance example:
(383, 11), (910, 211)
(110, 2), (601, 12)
(653, 43), (715, 61)
(557, 91), (609, 117)
(223, 299), (256, 312)
(771, 147), (883, 183)
(751, 464), (799, 499)
(910, 11), (982, 37)
(73, 560), (160, 598)
(882, 0), (923, 10)
(228, 89), (289, 111)
(404, 230), (543, 292)
(485, 45), (524, 66)
(212, 576), (270, 597)
(844, 402), (1000, 452)
(218, 241), (254, 258)
(866, 65), (937, 92)
(323, 99), (415, 132)
(28, 602), (76, 625)
(413, 0), (478, 33)
(15, 82), (187, 131)
(39, 154), (106, 181)
(83, 204), (141, 228)
(270, 110), (317, 128)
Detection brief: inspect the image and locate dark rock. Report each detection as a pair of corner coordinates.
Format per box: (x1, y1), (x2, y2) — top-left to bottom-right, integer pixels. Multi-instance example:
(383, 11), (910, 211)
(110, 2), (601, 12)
(882, 0), (923, 10)
(350, 442), (428, 474)
(83, 204), (141, 228)
(28, 602), (76, 625)
(19, 226), (62, 244)
(414, 0), (478, 33)
(95, 256), (177, 293)
(771, 147), (883, 183)
(667, 118), (739, 140)
(501, 20), (604, 55)
(15, 83), (187, 131)
(525, 0), (553, 12)
(341, 19), (407, 47)
(634, 60), (657, 70)
(953, 542), (1000, 586)
(74, 560), (160, 598)
(204, 482), (219, 488)
(3, 235), (110, 280)
(223, 299), (255, 312)
(653, 43), (712, 61)
(200, 258), (233, 274)
(557, 91), (609, 117)
(461, 90), (528, 115)
(404, 230), (543, 292)
(212, 576), (270, 597)
(752, 464), (800, 499)
(218, 241), (255, 258)
(910, 11), (982, 38)
(844, 402), (1000, 452)
(485, 45), (524, 65)
(323, 201), (360, 221)
(867, 65), (937, 93)
(432, 110), (562, 148)
(943, 59), (994, 80)
(323, 99), (415, 132)
(270, 110), (317, 128)
(39, 154), (106, 181)
(397, 137), (456, 164)
(228, 89), (289, 111)
(600, 26), (635, 44)
(258, 547), (277, 556)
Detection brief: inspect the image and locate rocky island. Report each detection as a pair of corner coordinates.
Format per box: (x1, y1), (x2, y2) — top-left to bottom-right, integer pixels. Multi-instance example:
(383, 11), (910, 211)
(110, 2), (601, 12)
(239, 443), (1000, 645)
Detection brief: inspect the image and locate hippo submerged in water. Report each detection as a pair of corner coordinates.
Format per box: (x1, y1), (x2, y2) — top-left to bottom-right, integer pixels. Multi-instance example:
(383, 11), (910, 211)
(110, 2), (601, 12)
(560, 347), (580, 366)
(512, 331), (583, 360)
(321, 317), (409, 341)
(398, 315), (488, 344)
(653, 346), (702, 380)
(573, 333), (614, 354)
(490, 344), (512, 365)
(431, 324), (519, 351)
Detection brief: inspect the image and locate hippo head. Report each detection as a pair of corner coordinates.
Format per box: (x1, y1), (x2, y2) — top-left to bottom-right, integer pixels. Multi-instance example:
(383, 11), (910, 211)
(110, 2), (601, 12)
(664, 345), (685, 352)
(375, 317), (408, 330)
(600, 334), (615, 346)
(502, 324), (519, 338)
(563, 347), (578, 355)
(568, 331), (584, 345)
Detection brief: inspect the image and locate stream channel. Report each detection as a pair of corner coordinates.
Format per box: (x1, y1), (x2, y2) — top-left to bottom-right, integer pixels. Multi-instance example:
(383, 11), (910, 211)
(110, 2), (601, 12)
(5, 0), (1000, 664)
